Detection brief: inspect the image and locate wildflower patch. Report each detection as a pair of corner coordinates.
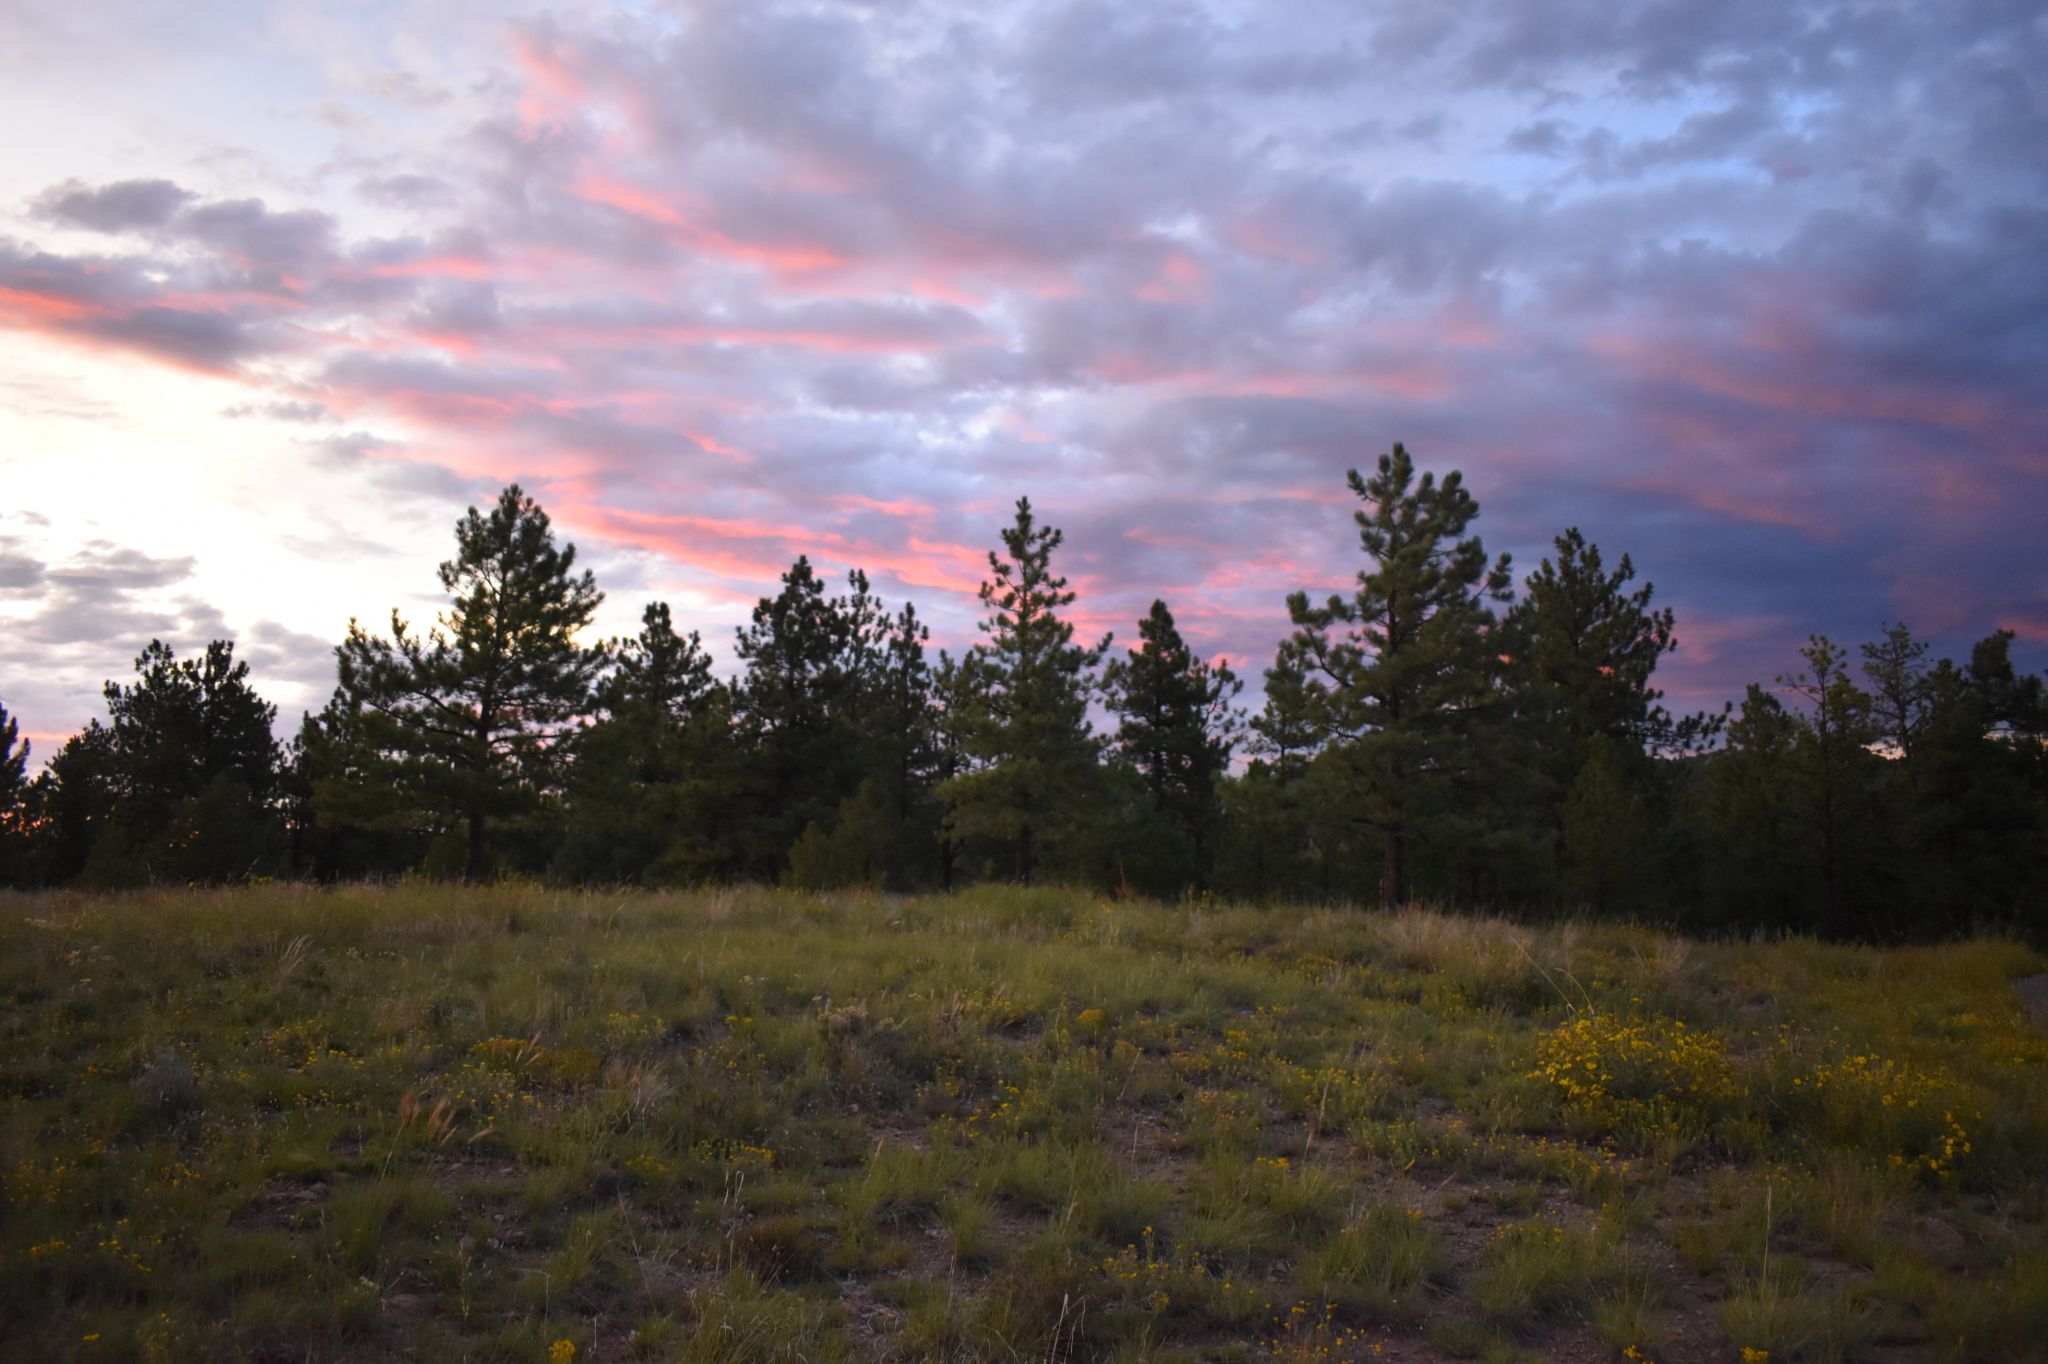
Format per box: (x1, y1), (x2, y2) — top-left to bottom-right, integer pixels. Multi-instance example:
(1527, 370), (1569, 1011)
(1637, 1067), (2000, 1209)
(1533, 1011), (1739, 1141)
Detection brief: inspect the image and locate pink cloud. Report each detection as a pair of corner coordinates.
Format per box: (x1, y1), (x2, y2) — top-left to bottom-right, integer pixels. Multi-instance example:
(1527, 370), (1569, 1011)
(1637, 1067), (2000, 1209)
(570, 172), (852, 276)
(359, 254), (497, 282)
(2001, 614), (2048, 645)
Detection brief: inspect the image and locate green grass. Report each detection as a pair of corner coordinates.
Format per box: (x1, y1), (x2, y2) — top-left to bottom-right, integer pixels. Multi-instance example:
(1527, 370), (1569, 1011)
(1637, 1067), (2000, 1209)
(1, 881), (2045, 1361)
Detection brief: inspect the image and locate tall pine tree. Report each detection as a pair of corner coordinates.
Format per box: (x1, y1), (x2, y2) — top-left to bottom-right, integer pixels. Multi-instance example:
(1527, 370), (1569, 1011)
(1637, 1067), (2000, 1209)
(1505, 529), (1704, 760)
(312, 485), (604, 880)
(554, 602), (726, 884)
(1276, 444), (1511, 907)
(1103, 599), (1242, 886)
(939, 498), (1109, 883)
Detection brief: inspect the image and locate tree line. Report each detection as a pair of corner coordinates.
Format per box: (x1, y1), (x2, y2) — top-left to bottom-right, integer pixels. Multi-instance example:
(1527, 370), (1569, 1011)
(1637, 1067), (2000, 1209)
(2, 445), (2041, 941)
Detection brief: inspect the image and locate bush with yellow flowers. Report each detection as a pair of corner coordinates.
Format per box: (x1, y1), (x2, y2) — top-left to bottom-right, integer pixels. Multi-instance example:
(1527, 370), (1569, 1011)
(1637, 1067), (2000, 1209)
(1784, 1045), (1976, 1182)
(1533, 1011), (1739, 1138)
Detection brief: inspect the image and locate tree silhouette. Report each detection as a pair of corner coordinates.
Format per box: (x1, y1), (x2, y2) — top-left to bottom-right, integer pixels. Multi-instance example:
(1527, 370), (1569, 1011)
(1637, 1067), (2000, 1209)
(0, 700), (28, 884)
(315, 485), (604, 880)
(1776, 636), (1879, 933)
(1276, 445), (1511, 907)
(1860, 622), (1933, 763)
(1505, 529), (1709, 760)
(21, 641), (283, 884)
(0, 700), (25, 813)
(556, 602), (729, 885)
(1103, 599), (1242, 885)
(939, 498), (1110, 883)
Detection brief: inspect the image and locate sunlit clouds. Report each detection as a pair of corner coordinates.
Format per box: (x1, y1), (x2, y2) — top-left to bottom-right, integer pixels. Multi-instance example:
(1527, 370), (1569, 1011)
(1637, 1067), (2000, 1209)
(1, 0), (2042, 741)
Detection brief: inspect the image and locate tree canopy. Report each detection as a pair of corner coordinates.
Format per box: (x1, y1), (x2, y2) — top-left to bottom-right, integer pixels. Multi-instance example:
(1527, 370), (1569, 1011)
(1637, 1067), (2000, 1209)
(3, 470), (2041, 943)
(310, 484), (604, 880)
(1273, 444), (1513, 907)
(938, 498), (1110, 883)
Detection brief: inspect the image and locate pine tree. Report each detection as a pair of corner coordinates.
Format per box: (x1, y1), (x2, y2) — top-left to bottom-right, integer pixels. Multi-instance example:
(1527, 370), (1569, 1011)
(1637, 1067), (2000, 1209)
(315, 485), (604, 880)
(1249, 651), (1323, 780)
(1275, 444), (1511, 907)
(1777, 636), (1880, 933)
(1498, 530), (1714, 912)
(0, 700), (29, 885)
(857, 600), (945, 884)
(1860, 622), (1933, 761)
(103, 640), (280, 808)
(600, 602), (716, 722)
(554, 602), (726, 884)
(15, 641), (284, 884)
(1103, 599), (1242, 883)
(733, 558), (886, 878)
(27, 724), (123, 885)
(1695, 684), (1808, 930)
(0, 701), (25, 803)
(108, 640), (283, 881)
(1901, 632), (2047, 933)
(938, 498), (1110, 883)
(1506, 529), (1715, 760)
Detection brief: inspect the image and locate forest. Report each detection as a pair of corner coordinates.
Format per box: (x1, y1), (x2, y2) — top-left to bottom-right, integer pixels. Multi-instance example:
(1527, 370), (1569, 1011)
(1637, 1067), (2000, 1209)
(2, 445), (2042, 943)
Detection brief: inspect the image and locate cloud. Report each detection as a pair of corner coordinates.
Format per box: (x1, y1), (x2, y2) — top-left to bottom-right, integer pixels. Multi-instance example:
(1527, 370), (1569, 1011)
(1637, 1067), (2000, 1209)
(223, 399), (333, 422)
(0, 533), (349, 746)
(356, 172), (453, 207)
(0, 0), (2039, 738)
(0, 538), (223, 742)
(175, 197), (338, 269)
(239, 618), (341, 694)
(32, 177), (195, 231)
(0, 538), (46, 592)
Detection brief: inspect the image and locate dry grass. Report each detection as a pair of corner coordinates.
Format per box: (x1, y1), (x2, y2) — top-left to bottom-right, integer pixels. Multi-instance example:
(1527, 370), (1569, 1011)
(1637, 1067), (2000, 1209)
(0, 883), (2043, 1362)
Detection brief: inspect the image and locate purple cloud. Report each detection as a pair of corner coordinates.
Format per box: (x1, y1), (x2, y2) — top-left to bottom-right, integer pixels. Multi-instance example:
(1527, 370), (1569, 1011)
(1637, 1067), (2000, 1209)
(0, 0), (2040, 740)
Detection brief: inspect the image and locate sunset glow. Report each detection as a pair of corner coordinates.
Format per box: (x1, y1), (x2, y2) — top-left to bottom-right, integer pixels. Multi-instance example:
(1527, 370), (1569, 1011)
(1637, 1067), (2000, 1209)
(2, 0), (2042, 740)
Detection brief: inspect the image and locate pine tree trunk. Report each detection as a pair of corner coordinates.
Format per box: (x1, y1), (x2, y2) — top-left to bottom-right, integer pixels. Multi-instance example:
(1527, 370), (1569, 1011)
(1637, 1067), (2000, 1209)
(1380, 824), (1404, 909)
(464, 804), (485, 883)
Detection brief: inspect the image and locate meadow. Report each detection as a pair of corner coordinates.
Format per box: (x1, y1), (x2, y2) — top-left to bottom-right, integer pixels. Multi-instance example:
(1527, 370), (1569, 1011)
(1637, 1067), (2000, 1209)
(2, 885), (2045, 1364)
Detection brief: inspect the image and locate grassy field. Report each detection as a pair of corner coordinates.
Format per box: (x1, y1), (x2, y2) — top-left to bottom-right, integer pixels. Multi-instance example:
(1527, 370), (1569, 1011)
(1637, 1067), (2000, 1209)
(3, 886), (2046, 1364)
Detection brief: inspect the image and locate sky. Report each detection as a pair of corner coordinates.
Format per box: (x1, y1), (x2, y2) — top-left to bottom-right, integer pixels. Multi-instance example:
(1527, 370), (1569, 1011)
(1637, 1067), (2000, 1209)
(1, 0), (2044, 756)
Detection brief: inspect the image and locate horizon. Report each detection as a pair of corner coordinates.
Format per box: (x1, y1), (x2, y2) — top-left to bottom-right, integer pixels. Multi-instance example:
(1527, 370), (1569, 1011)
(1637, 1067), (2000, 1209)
(3, 0), (2044, 752)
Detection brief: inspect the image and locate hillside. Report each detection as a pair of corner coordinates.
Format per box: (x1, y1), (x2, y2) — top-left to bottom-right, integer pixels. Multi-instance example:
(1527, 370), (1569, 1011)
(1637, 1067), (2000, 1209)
(3, 886), (2045, 1363)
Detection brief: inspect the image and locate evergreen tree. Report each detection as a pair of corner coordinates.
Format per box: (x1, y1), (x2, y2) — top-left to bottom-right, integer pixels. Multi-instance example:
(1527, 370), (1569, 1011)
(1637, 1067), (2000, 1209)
(1860, 622), (1933, 762)
(938, 498), (1110, 883)
(315, 485), (604, 880)
(0, 700), (29, 885)
(1218, 650), (1349, 902)
(599, 602), (716, 721)
(555, 602), (726, 884)
(1904, 632), (2047, 933)
(113, 640), (283, 881)
(1249, 650), (1324, 778)
(1506, 529), (1715, 760)
(1558, 738), (1659, 917)
(732, 558), (883, 879)
(19, 641), (284, 884)
(1501, 530), (1712, 913)
(1102, 599), (1242, 887)
(26, 723), (123, 885)
(860, 600), (946, 884)
(1962, 629), (2047, 735)
(1693, 685), (1807, 930)
(1777, 635), (1880, 933)
(1275, 445), (1511, 907)
(104, 640), (281, 810)
(928, 649), (979, 891)
(0, 700), (25, 805)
